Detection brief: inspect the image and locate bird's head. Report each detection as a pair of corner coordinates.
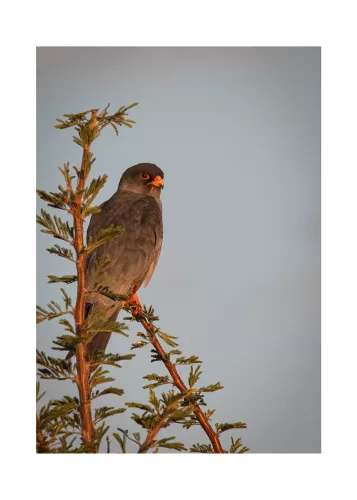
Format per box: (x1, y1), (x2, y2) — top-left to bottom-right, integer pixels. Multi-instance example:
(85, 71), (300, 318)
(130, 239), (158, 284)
(118, 163), (164, 199)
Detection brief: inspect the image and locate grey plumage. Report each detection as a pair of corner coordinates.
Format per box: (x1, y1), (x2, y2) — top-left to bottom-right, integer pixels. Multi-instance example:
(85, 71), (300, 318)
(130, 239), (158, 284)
(68, 163), (164, 359)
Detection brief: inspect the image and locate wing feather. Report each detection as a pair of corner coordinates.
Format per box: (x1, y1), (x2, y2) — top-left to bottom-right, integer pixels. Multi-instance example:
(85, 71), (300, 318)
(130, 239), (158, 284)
(86, 191), (163, 308)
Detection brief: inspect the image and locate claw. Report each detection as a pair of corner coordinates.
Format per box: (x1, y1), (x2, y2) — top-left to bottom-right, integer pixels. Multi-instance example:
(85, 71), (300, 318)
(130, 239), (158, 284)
(123, 291), (142, 316)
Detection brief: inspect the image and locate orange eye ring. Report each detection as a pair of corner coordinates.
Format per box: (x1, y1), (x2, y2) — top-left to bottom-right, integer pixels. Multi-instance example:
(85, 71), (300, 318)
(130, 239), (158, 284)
(140, 172), (150, 180)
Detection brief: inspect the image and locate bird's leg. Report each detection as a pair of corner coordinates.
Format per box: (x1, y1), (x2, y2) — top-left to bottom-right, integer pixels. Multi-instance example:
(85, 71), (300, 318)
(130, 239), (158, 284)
(124, 287), (143, 316)
(127, 292), (143, 315)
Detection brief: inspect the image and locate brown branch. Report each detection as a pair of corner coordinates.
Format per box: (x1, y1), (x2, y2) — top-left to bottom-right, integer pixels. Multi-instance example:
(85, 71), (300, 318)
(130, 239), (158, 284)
(138, 420), (165, 454)
(137, 317), (224, 454)
(73, 110), (98, 445)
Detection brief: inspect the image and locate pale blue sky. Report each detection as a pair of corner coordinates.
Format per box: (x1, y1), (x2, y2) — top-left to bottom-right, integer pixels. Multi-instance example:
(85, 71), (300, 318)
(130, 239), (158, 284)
(37, 47), (320, 452)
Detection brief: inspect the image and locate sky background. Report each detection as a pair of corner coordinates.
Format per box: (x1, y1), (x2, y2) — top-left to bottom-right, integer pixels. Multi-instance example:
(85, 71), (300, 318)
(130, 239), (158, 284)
(37, 47), (320, 453)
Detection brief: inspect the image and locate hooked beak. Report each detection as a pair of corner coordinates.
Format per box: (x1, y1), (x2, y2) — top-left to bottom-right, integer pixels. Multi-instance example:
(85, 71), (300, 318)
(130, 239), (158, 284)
(148, 175), (164, 189)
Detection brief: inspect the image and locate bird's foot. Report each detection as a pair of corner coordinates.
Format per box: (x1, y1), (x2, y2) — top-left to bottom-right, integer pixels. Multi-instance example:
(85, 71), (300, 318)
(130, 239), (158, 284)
(124, 292), (143, 317)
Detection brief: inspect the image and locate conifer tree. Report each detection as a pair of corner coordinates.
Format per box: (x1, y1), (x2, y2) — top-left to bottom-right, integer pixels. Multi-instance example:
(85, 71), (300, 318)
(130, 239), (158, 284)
(36, 104), (249, 453)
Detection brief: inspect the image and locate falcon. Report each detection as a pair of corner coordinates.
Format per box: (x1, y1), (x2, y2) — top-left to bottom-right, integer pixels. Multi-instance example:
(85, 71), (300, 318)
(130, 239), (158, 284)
(69, 163), (164, 359)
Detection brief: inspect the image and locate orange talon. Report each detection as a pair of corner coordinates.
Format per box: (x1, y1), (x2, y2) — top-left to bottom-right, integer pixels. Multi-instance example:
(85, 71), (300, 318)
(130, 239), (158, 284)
(124, 291), (143, 316)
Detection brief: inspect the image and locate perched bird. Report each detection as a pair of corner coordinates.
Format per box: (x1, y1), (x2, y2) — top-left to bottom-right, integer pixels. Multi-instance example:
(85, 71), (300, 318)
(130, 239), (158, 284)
(67, 162), (164, 359)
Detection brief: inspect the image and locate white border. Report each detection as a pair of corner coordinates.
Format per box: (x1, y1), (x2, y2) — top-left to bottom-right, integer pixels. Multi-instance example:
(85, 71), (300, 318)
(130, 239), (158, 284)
(2, 0), (357, 498)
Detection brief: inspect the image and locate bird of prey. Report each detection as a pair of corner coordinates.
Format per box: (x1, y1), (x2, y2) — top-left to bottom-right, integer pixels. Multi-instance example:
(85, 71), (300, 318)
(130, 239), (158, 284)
(68, 163), (164, 359)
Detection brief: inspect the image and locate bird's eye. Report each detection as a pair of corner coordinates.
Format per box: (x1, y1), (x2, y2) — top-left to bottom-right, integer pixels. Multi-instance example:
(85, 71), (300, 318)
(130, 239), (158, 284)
(140, 173), (149, 180)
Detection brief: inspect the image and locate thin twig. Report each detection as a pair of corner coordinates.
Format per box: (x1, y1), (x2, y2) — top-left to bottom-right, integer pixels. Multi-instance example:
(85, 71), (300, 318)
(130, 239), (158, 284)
(116, 427), (140, 447)
(46, 424), (63, 449)
(116, 422), (168, 454)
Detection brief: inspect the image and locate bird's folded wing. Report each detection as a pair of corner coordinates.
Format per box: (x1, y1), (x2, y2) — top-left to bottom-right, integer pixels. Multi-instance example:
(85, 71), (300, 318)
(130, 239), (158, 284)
(86, 192), (163, 304)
